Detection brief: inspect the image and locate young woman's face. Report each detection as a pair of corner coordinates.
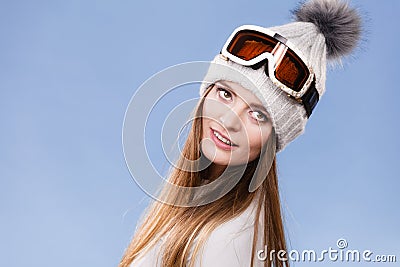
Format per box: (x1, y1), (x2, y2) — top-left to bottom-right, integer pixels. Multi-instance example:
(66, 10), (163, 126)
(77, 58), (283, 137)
(201, 80), (273, 166)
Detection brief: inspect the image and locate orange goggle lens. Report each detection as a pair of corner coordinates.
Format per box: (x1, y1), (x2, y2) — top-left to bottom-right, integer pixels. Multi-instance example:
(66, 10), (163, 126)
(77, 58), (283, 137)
(227, 30), (277, 61)
(226, 30), (310, 92)
(275, 48), (310, 90)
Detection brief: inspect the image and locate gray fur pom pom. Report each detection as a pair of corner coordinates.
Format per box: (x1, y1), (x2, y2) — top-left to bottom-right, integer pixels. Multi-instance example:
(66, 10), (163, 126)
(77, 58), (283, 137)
(292, 0), (362, 60)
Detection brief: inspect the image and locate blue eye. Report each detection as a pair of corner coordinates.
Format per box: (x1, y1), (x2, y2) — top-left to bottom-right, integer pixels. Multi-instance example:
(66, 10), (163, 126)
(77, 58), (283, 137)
(217, 87), (232, 101)
(250, 110), (268, 122)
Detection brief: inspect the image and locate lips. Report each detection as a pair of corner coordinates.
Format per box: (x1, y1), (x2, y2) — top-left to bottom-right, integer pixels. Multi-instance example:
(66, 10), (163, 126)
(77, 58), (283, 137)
(210, 128), (238, 150)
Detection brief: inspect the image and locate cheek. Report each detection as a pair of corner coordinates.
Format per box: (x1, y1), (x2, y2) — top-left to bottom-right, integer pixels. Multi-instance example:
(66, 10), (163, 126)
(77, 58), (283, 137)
(246, 125), (271, 154)
(201, 117), (210, 138)
(201, 101), (213, 135)
(202, 95), (227, 119)
(201, 99), (224, 136)
(202, 98), (215, 118)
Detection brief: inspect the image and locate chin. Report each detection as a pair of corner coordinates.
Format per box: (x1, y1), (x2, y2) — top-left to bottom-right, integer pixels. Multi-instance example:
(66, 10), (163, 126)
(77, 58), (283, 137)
(201, 144), (249, 167)
(201, 142), (229, 165)
(211, 156), (231, 166)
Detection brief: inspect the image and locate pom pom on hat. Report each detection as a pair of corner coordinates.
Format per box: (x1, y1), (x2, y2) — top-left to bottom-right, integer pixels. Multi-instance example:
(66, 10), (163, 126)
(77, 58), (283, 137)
(292, 0), (362, 60)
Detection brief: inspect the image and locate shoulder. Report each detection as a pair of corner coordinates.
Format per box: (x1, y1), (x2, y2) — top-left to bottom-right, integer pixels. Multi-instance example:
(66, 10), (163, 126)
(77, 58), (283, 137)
(191, 201), (264, 267)
(129, 238), (165, 267)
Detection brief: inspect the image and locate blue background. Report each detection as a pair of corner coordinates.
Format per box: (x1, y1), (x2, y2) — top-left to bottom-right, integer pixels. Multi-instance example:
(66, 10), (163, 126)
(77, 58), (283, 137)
(1, 0), (399, 266)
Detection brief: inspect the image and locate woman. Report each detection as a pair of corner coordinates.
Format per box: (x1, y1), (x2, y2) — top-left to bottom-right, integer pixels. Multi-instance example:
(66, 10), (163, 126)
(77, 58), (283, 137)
(120, 0), (362, 266)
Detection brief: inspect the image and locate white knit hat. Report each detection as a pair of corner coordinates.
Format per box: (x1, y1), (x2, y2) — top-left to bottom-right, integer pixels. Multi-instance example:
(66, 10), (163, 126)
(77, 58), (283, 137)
(199, 0), (362, 152)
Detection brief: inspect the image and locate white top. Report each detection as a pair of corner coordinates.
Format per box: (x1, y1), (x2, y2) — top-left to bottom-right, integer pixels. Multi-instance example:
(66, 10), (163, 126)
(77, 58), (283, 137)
(130, 199), (265, 267)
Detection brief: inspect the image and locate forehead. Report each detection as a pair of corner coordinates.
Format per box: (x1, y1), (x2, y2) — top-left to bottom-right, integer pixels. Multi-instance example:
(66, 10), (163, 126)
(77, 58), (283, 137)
(215, 80), (266, 110)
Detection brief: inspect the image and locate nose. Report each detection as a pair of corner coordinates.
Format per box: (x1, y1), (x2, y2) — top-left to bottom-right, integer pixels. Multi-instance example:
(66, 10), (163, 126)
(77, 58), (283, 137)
(218, 107), (242, 132)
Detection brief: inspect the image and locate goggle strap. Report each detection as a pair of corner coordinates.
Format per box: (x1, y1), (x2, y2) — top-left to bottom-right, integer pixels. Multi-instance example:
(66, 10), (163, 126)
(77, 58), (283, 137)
(300, 77), (319, 118)
(273, 33), (287, 44)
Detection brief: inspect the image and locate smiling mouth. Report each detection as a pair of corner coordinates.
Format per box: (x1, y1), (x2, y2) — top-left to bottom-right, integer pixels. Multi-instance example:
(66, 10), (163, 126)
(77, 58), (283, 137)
(211, 128), (238, 147)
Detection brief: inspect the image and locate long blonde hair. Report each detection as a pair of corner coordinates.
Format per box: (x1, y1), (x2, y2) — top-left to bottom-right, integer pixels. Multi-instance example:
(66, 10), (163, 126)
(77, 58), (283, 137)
(119, 86), (289, 267)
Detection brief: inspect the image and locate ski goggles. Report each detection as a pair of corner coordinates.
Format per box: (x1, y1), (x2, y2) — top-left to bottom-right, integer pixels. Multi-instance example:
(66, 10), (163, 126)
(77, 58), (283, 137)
(220, 25), (319, 117)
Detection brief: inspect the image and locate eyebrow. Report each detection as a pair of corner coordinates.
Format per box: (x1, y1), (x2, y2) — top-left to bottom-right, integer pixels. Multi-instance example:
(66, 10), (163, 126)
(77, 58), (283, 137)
(250, 103), (269, 114)
(215, 81), (231, 89)
(215, 81), (269, 114)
